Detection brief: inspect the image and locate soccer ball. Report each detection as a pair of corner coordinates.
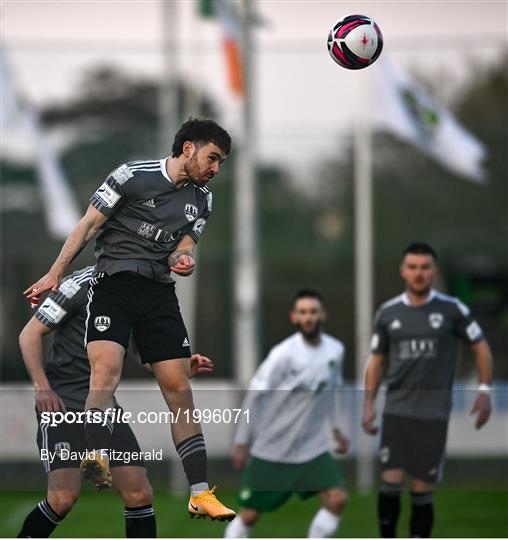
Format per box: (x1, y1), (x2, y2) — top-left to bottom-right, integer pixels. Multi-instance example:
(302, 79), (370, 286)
(327, 14), (383, 70)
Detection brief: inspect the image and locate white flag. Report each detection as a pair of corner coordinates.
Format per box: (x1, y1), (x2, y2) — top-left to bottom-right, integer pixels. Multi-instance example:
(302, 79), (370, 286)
(374, 57), (486, 182)
(1, 48), (80, 238)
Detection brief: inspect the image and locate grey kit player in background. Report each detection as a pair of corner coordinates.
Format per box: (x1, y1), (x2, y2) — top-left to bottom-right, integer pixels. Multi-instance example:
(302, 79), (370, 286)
(24, 118), (235, 521)
(17, 266), (214, 538)
(225, 290), (349, 539)
(362, 243), (493, 538)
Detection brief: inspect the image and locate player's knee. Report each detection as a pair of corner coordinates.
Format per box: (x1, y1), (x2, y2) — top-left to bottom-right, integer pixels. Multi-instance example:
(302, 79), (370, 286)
(325, 489), (348, 514)
(120, 485), (154, 508)
(240, 508), (259, 527)
(165, 380), (191, 394)
(90, 362), (121, 387)
(47, 490), (80, 516)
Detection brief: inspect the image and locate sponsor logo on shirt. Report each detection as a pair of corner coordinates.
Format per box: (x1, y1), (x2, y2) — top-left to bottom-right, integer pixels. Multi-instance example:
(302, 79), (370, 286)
(94, 316), (111, 332)
(112, 164), (133, 185)
(137, 221), (156, 239)
(143, 199), (156, 208)
(38, 298), (67, 324)
(182, 337), (190, 348)
(193, 218), (206, 237)
(466, 321), (482, 341)
(429, 312), (444, 329)
(58, 279), (81, 299)
(185, 204), (198, 222)
(95, 182), (121, 208)
(398, 338), (438, 360)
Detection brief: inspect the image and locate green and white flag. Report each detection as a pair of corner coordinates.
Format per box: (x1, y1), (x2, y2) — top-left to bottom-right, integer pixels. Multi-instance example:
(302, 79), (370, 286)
(1, 48), (81, 238)
(374, 57), (486, 182)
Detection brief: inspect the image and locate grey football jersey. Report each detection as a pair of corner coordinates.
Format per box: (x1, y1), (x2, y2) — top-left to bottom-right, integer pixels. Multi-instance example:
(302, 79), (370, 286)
(90, 159), (212, 283)
(371, 290), (484, 421)
(35, 266), (96, 410)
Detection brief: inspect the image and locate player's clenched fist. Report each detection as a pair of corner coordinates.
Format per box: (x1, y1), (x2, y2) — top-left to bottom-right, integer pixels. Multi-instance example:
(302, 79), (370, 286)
(169, 253), (196, 276)
(362, 403), (378, 435)
(232, 444), (249, 471)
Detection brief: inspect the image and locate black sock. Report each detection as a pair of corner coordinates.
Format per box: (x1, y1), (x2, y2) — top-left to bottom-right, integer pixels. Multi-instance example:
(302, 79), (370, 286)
(378, 482), (403, 538)
(84, 407), (114, 451)
(175, 433), (208, 486)
(124, 505), (156, 538)
(410, 492), (434, 538)
(17, 499), (63, 538)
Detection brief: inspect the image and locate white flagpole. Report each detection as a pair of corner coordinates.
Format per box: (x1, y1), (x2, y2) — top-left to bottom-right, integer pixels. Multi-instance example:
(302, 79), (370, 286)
(233, 0), (259, 387)
(354, 70), (375, 492)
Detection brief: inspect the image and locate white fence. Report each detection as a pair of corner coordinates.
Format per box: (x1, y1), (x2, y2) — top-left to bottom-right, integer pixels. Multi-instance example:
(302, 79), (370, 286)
(1, 382), (507, 462)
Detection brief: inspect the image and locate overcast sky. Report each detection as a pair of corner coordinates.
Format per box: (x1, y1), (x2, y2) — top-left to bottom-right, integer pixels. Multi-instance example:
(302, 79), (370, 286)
(2, 1), (507, 172)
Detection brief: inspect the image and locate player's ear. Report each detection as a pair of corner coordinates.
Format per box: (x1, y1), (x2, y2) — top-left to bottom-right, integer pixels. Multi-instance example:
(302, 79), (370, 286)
(321, 309), (328, 322)
(289, 309), (298, 325)
(182, 141), (195, 157)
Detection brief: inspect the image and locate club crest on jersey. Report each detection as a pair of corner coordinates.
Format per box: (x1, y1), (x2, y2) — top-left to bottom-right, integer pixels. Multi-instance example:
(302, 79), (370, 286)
(429, 312), (444, 329)
(390, 319), (402, 330)
(379, 446), (390, 463)
(185, 204), (198, 222)
(54, 442), (70, 458)
(94, 316), (111, 332)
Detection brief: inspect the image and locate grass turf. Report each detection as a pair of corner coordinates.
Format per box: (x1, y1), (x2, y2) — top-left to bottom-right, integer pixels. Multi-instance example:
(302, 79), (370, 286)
(1, 489), (507, 537)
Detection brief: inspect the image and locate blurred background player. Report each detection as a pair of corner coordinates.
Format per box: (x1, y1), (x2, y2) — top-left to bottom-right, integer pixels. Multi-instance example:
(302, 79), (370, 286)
(362, 242), (493, 538)
(225, 290), (349, 539)
(17, 265), (214, 537)
(24, 119), (235, 521)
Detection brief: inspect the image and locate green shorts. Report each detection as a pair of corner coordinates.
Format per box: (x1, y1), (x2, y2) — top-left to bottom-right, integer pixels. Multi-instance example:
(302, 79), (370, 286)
(238, 452), (345, 512)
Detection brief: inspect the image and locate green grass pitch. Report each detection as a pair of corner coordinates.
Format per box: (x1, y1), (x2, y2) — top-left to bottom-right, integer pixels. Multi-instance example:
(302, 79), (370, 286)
(1, 489), (507, 537)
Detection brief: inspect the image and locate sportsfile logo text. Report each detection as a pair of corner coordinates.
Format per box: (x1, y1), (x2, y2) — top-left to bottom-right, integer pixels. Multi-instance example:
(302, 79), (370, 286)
(40, 407), (250, 427)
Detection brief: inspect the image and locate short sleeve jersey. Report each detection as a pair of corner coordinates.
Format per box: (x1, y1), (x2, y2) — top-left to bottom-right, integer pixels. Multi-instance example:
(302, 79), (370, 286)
(90, 159), (212, 283)
(371, 290), (484, 421)
(35, 266), (96, 410)
(235, 333), (345, 463)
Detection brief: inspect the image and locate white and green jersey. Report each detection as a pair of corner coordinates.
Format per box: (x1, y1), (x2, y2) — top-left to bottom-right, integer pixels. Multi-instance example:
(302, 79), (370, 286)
(90, 159), (212, 283)
(235, 332), (345, 464)
(371, 289), (484, 421)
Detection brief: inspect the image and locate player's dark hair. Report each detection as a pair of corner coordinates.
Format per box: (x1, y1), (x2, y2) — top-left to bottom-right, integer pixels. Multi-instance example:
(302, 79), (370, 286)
(171, 118), (232, 157)
(402, 242), (437, 260)
(293, 289), (324, 306)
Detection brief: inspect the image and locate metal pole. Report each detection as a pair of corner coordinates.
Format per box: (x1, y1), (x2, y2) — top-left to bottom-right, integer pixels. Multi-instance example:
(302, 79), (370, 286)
(159, 0), (191, 493)
(233, 0), (259, 387)
(354, 70), (375, 492)
(159, 1), (198, 350)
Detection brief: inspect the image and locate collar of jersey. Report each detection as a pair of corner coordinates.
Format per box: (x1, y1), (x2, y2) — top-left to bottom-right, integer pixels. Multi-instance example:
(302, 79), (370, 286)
(160, 158), (174, 184)
(160, 158), (191, 188)
(401, 288), (436, 307)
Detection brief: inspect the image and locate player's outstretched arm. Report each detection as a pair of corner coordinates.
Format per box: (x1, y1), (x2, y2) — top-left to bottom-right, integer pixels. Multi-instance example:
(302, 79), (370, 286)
(470, 339), (493, 429)
(362, 353), (385, 435)
(169, 235), (197, 276)
(23, 205), (108, 300)
(19, 317), (66, 413)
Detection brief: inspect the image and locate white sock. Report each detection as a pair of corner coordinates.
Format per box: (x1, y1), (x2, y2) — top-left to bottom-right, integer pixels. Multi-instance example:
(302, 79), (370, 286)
(190, 482), (209, 495)
(224, 516), (251, 538)
(308, 508), (341, 538)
